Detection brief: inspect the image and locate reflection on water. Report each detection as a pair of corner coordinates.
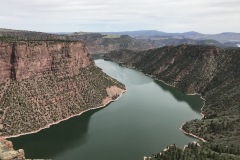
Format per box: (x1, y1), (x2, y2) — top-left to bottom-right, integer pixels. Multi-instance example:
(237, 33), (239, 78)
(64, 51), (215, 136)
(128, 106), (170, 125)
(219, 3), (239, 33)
(95, 60), (152, 86)
(154, 80), (203, 113)
(9, 59), (203, 160)
(10, 108), (102, 158)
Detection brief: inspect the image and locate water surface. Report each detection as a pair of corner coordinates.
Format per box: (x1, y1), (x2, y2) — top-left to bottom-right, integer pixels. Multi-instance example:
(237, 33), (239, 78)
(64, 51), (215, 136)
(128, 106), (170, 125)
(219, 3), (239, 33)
(9, 59), (203, 160)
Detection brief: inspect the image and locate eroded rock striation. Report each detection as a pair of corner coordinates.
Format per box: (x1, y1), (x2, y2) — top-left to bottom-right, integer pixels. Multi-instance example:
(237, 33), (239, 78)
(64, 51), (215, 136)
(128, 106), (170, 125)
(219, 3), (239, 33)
(104, 45), (240, 159)
(0, 40), (125, 137)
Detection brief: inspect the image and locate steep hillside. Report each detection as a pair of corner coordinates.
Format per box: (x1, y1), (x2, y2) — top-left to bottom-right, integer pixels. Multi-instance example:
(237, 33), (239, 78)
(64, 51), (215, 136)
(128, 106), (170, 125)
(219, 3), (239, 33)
(0, 40), (125, 137)
(104, 45), (240, 159)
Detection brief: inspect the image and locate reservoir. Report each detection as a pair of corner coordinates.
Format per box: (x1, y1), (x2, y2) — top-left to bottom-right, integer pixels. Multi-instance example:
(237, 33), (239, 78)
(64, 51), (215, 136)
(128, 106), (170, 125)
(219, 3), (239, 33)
(9, 59), (203, 160)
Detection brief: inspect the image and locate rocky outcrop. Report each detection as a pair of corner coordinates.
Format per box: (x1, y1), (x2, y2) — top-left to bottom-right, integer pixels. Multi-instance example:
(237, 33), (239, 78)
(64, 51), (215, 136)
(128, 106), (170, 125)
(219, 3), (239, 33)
(0, 137), (25, 160)
(104, 45), (240, 159)
(0, 40), (125, 137)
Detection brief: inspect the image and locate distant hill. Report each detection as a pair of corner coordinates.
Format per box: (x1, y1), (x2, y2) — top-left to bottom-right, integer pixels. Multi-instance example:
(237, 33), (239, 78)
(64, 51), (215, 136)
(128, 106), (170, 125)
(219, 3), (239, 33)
(0, 29), (159, 53)
(100, 30), (166, 37)
(1, 28), (239, 55)
(144, 37), (238, 48)
(100, 30), (204, 38)
(71, 31), (239, 51)
(70, 33), (156, 54)
(2, 28), (240, 43)
(98, 30), (240, 43)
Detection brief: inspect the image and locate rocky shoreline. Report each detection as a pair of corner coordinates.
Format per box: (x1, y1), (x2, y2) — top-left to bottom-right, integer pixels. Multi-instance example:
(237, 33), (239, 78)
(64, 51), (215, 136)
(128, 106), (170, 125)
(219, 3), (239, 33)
(0, 137), (25, 159)
(179, 124), (207, 142)
(147, 74), (208, 143)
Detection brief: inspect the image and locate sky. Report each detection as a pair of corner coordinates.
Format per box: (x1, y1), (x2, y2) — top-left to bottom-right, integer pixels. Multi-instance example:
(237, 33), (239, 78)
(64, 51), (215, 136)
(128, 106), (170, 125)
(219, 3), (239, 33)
(1, 0), (240, 33)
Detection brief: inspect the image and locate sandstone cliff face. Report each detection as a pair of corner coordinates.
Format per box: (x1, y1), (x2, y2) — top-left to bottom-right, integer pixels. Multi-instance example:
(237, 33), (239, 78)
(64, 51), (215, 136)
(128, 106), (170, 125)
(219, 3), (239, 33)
(0, 42), (12, 84)
(0, 41), (92, 83)
(0, 40), (125, 137)
(104, 45), (240, 158)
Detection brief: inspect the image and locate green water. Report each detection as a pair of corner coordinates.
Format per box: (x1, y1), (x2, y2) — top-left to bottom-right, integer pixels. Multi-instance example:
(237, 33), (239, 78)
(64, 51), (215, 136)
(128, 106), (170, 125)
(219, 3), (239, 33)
(9, 59), (203, 160)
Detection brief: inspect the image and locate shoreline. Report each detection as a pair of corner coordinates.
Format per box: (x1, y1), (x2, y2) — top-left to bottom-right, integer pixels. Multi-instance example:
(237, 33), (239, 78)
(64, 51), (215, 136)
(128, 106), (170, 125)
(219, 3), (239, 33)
(5, 89), (126, 139)
(139, 68), (207, 143)
(179, 124), (207, 142)
(112, 60), (207, 144)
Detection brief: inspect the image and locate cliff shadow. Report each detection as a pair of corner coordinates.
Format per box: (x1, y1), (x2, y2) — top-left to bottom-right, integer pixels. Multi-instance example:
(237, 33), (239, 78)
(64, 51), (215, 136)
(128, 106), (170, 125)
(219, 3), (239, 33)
(153, 80), (203, 113)
(9, 107), (104, 159)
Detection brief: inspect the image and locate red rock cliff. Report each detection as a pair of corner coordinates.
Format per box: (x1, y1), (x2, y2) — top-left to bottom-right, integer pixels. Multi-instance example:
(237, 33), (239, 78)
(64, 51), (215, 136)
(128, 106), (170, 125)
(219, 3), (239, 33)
(0, 41), (93, 83)
(0, 40), (125, 137)
(0, 42), (12, 83)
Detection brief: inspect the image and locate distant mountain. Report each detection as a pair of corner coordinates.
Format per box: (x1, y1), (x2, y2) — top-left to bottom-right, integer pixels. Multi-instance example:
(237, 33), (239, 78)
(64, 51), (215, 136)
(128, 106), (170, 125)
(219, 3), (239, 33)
(99, 30), (166, 37)
(97, 30), (240, 43)
(99, 30), (203, 37)
(147, 38), (237, 48)
(2, 28), (240, 43)
(70, 33), (156, 54)
(72, 31), (238, 52)
(1, 28), (239, 55)
(49, 32), (74, 35)
(182, 31), (203, 37)
(201, 32), (240, 43)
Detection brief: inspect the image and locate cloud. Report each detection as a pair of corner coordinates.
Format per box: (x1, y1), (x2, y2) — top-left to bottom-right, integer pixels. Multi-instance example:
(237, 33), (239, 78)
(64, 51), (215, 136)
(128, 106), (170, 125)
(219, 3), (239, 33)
(0, 0), (239, 33)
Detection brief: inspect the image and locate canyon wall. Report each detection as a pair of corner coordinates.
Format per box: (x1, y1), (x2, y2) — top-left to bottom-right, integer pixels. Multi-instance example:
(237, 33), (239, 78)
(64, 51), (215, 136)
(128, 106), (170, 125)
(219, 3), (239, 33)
(0, 41), (92, 83)
(104, 45), (240, 159)
(0, 40), (125, 137)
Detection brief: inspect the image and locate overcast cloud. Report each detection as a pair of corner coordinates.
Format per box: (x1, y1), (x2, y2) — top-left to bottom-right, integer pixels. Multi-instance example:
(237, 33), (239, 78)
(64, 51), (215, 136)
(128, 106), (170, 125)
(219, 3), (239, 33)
(1, 0), (240, 33)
